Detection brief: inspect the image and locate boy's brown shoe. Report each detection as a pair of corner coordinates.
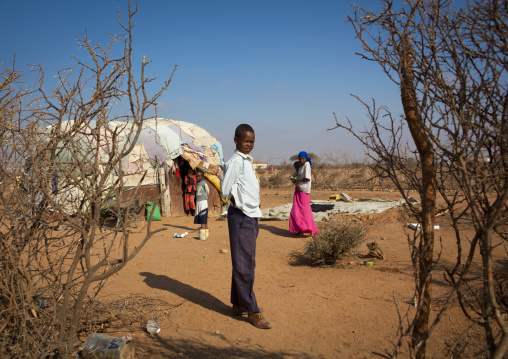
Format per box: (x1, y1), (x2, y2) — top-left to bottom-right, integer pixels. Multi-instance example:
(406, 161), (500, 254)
(248, 312), (271, 329)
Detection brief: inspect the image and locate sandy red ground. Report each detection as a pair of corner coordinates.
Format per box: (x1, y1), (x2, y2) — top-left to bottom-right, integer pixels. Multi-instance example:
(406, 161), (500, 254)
(98, 188), (498, 358)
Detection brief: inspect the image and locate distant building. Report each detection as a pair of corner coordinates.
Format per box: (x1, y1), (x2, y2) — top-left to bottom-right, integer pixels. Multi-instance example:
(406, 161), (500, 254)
(252, 161), (268, 170)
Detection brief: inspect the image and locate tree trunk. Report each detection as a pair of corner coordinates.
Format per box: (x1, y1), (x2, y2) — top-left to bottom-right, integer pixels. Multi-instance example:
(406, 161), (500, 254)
(481, 225), (508, 358)
(399, 39), (436, 359)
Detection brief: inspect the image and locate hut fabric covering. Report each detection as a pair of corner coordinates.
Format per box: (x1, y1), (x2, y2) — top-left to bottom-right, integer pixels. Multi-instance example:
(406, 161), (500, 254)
(47, 118), (223, 180)
(45, 118), (224, 214)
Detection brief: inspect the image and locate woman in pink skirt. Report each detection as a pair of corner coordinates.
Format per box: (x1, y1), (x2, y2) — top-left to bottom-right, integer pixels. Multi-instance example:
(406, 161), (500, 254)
(289, 151), (319, 236)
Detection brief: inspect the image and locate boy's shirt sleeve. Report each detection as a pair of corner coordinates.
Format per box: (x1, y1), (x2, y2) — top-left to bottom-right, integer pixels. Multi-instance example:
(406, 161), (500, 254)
(205, 182), (210, 196)
(221, 159), (241, 200)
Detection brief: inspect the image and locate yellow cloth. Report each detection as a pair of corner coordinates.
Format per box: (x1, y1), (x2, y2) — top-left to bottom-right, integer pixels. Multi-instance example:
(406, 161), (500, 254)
(204, 172), (227, 204)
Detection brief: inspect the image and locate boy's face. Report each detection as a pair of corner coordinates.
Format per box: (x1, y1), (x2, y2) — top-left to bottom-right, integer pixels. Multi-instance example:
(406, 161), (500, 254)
(234, 130), (255, 155)
(298, 156), (307, 165)
(196, 172), (203, 182)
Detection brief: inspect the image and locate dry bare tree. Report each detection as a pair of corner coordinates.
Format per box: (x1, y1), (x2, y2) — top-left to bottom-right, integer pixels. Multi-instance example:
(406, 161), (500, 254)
(0, 1), (175, 357)
(330, 0), (507, 358)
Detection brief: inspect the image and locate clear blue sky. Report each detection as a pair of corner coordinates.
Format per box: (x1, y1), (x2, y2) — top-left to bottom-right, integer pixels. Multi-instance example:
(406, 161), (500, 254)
(0, 0), (404, 164)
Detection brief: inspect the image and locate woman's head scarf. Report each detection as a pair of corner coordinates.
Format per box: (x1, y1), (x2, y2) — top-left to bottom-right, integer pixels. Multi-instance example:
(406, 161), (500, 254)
(298, 151), (312, 166)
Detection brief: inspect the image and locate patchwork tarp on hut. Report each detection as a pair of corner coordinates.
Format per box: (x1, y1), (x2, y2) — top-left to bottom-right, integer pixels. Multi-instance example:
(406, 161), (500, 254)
(46, 118), (225, 217)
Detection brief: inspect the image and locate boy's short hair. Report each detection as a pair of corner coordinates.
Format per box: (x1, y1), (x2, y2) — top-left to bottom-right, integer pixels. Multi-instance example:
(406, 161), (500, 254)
(234, 124), (254, 138)
(195, 169), (204, 176)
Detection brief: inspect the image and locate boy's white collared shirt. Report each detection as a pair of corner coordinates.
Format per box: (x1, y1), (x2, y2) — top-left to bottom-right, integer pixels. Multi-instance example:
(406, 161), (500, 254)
(221, 150), (262, 218)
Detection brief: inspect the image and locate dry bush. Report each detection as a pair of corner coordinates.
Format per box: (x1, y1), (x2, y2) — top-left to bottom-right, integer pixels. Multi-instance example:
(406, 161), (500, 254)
(0, 2), (173, 357)
(259, 163), (404, 191)
(303, 221), (368, 265)
(336, 0), (508, 357)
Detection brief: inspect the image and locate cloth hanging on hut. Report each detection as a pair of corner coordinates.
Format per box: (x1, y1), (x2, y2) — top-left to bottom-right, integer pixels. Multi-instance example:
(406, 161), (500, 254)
(140, 128), (169, 186)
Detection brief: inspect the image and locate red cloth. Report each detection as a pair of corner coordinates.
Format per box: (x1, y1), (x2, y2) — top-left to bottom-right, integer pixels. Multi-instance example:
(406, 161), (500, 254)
(185, 193), (196, 211)
(289, 188), (319, 235)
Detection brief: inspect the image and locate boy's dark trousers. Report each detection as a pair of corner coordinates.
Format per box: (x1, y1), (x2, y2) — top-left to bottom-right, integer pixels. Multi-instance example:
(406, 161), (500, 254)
(228, 205), (261, 313)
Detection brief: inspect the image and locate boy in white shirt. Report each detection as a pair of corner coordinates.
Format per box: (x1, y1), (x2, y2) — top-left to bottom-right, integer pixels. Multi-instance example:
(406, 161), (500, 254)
(221, 124), (271, 329)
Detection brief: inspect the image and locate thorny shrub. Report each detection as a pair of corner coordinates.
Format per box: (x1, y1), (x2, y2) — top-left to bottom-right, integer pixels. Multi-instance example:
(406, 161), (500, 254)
(304, 221), (368, 265)
(259, 173), (287, 189)
(257, 164), (403, 191)
(0, 2), (171, 357)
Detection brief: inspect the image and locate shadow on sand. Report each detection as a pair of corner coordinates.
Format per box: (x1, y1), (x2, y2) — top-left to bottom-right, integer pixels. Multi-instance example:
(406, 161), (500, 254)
(139, 272), (231, 317)
(162, 223), (197, 231)
(258, 223), (295, 238)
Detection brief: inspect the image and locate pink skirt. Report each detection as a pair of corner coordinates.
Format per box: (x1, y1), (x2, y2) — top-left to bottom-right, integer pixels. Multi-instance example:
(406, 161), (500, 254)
(289, 188), (319, 235)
